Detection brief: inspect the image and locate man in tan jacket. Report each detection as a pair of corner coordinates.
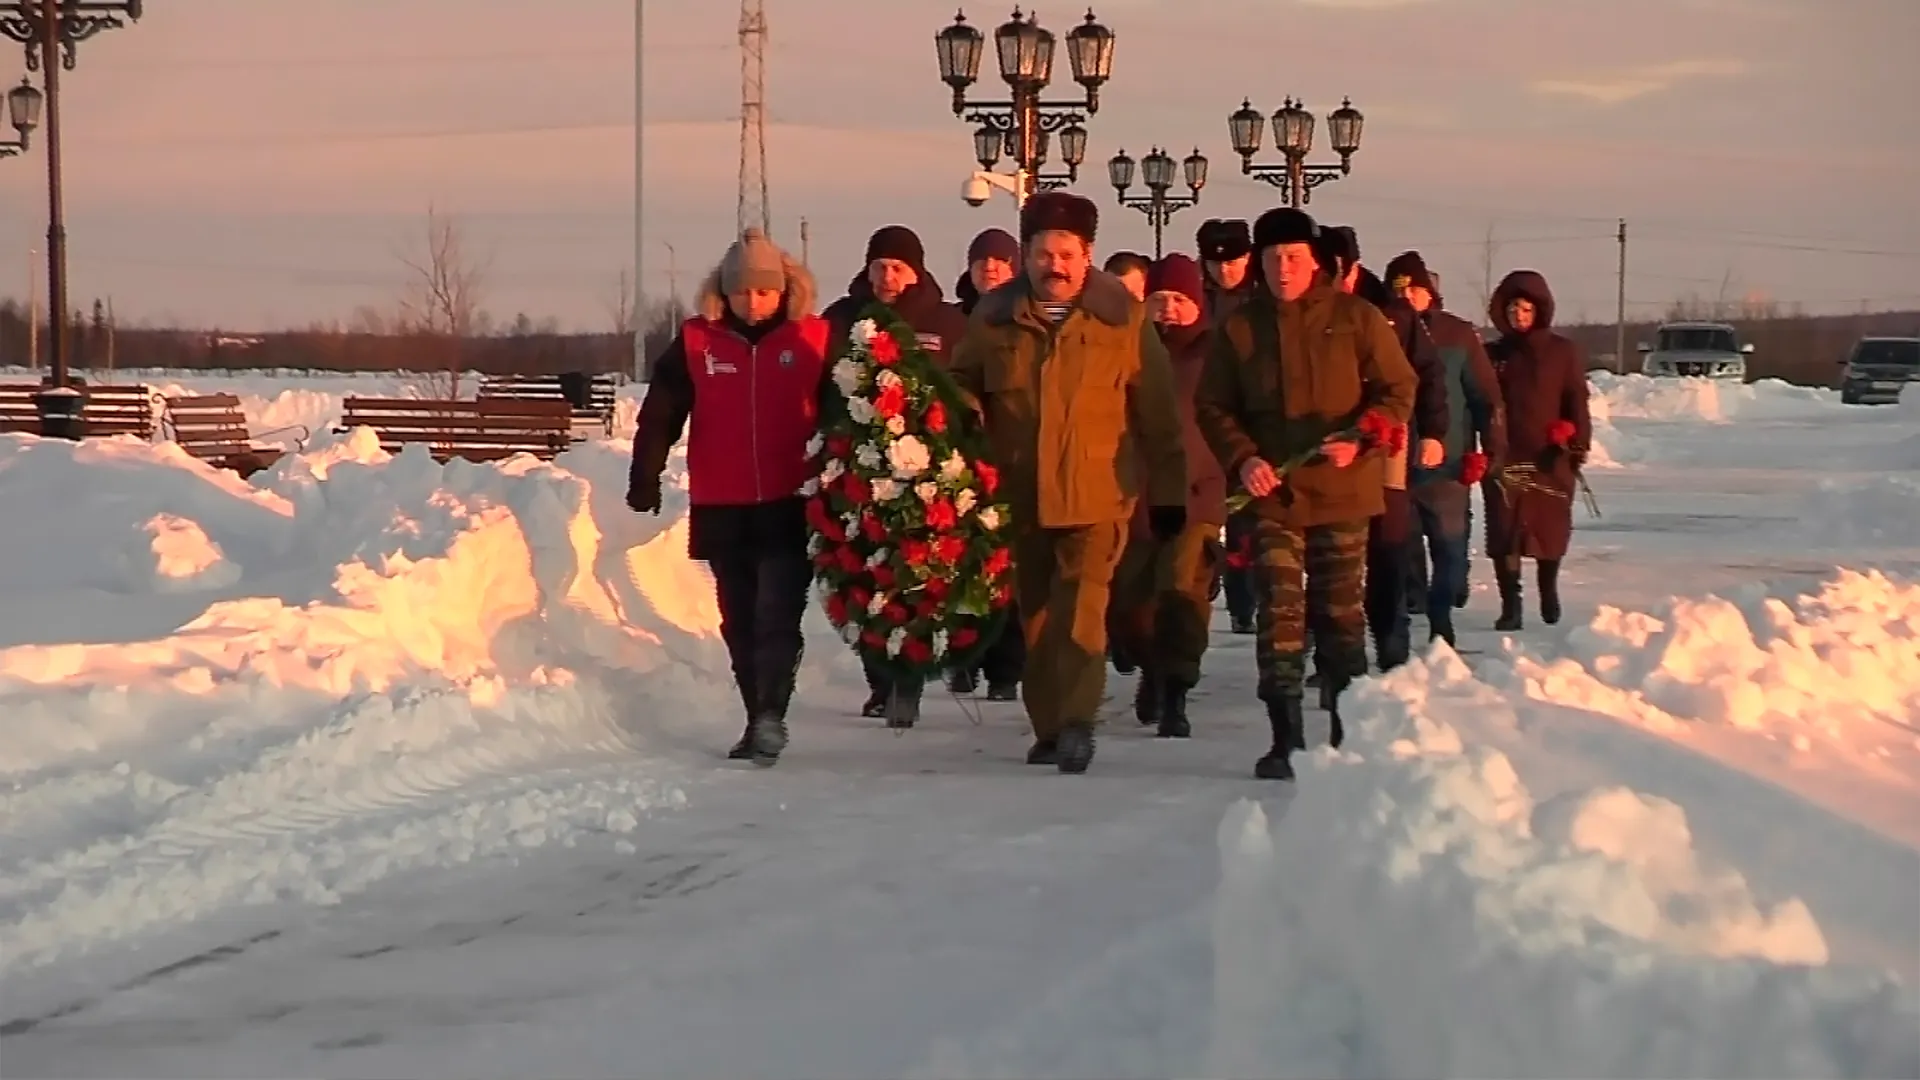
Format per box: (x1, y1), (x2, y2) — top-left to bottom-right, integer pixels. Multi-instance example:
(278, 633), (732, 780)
(1194, 208), (1418, 781)
(950, 191), (1189, 774)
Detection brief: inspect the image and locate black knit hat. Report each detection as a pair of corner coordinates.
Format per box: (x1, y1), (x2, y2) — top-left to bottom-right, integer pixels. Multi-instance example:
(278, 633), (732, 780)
(864, 225), (927, 272)
(1251, 207), (1320, 250)
(966, 227), (1020, 265)
(1196, 218), (1253, 262)
(1384, 250), (1435, 294)
(1020, 191), (1099, 244)
(1318, 225), (1360, 273)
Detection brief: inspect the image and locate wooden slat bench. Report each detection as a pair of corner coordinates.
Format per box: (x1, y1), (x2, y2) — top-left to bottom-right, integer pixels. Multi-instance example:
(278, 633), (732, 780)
(0, 381), (160, 439)
(163, 392), (309, 478)
(336, 396), (574, 462)
(476, 372), (618, 439)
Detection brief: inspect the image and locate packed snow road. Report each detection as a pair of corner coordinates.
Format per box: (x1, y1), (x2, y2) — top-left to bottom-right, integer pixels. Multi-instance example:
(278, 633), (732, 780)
(0, 371), (1916, 1078)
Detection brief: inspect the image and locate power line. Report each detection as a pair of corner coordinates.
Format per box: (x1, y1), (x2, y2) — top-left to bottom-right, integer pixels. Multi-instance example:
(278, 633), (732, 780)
(59, 120), (633, 149)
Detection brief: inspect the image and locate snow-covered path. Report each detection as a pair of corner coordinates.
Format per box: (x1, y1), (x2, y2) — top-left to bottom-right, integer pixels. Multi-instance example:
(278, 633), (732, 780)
(1, 372), (1916, 1078)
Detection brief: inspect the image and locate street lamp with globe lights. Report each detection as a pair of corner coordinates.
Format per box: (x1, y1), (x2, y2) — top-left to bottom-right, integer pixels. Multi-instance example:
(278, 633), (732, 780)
(938, 7), (1114, 209)
(0, 76), (40, 158)
(1227, 95), (1364, 208)
(2, 0), (144, 437)
(1108, 146), (1206, 258)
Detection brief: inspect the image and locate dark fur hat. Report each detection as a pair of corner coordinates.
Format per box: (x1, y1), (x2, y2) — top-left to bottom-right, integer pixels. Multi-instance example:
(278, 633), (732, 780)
(1251, 207), (1320, 250)
(1195, 218), (1253, 262)
(1020, 191), (1099, 245)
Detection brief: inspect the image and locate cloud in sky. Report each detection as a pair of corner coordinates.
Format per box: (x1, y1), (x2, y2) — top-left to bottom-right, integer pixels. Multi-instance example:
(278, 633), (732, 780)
(1530, 59), (1749, 106)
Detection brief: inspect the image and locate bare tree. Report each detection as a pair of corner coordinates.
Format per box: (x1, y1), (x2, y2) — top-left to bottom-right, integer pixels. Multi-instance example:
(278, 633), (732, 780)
(397, 204), (490, 394)
(639, 294), (689, 381)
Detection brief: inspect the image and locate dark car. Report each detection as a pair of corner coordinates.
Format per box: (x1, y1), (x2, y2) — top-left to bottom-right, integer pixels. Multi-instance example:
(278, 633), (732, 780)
(1839, 336), (1920, 405)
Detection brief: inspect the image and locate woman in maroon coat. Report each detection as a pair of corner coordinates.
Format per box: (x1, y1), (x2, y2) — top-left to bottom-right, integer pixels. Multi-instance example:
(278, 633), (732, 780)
(1482, 270), (1591, 631)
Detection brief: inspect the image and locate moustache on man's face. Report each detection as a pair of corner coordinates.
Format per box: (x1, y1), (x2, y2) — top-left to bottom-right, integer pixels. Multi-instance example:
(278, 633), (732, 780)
(1046, 271), (1070, 282)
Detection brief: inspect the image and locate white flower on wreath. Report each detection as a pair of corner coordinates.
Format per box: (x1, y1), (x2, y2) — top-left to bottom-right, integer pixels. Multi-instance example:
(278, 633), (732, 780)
(866, 547), (890, 567)
(867, 591), (888, 616)
(821, 458), (845, 484)
(851, 318), (879, 345)
(875, 369), (903, 390)
(955, 488), (977, 515)
(870, 477), (903, 502)
(807, 533), (825, 557)
(832, 358), (864, 397)
(855, 443), (884, 470)
(804, 431), (825, 458)
(886, 627), (906, 657)
(915, 481), (939, 504)
(888, 435), (931, 479)
(932, 628), (949, 658)
(885, 414), (907, 437)
(841, 510), (861, 533)
(941, 451), (967, 482)
(846, 396), (877, 425)
(840, 622), (861, 645)
(797, 476), (820, 496)
(977, 506), (1002, 531)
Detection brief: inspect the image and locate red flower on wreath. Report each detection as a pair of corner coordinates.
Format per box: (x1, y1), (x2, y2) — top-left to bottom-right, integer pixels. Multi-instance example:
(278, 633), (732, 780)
(875, 382), (908, 419)
(924, 577), (950, 601)
(924, 400), (948, 434)
(868, 332), (901, 366)
(932, 535), (967, 565)
(859, 512), (888, 543)
(848, 585), (872, 610)
(952, 626), (979, 649)
(840, 471), (869, 503)
(836, 545), (863, 573)
(871, 563), (896, 589)
(882, 601), (911, 625)
(901, 538), (931, 567)
(825, 593), (848, 626)
(974, 461), (1000, 496)
(924, 498), (958, 531)
(984, 547), (1012, 578)
(1547, 419), (1577, 446)
(902, 636), (933, 663)
(992, 582), (1015, 608)
(862, 629), (887, 649)
(826, 434), (853, 459)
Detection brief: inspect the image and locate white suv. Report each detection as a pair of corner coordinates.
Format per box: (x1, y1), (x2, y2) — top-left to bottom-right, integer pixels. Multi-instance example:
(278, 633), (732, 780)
(1637, 321), (1752, 380)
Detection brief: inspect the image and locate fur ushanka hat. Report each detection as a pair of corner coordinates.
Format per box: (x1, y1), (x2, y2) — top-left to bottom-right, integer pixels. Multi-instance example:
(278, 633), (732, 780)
(1020, 191), (1099, 245)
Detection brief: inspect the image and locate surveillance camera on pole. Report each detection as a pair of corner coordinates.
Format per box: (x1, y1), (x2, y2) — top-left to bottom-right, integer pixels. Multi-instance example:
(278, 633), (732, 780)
(962, 169), (1024, 208)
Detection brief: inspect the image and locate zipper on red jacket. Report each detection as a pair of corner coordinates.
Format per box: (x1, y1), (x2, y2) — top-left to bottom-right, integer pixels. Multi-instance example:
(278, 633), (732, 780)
(750, 336), (763, 501)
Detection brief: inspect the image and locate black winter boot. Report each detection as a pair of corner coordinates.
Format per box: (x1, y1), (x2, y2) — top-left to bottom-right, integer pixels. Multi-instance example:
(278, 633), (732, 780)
(1025, 737), (1058, 765)
(1538, 559), (1563, 625)
(1320, 675), (1351, 749)
(1110, 643), (1138, 674)
(1157, 681), (1192, 739)
(948, 667), (978, 695)
(1494, 565), (1524, 632)
(746, 711), (788, 767)
(885, 677), (924, 729)
(1255, 696), (1304, 780)
(1429, 610), (1457, 648)
(1055, 723), (1096, 774)
(728, 681), (758, 760)
(1229, 615), (1256, 635)
(1133, 673), (1160, 726)
(987, 680), (1020, 702)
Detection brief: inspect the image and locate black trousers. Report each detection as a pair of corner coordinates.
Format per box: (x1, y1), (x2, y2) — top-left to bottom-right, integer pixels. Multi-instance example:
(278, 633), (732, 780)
(710, 551), (812, 718)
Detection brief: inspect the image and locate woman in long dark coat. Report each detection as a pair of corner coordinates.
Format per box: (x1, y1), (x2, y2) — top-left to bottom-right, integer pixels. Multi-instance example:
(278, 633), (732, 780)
(1482, 269), (1591, 630)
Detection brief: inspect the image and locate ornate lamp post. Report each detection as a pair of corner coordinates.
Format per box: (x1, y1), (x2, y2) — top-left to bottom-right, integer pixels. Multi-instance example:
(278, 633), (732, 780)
(0, 76), (40, 157)
(1227, 96), (1364, 209)
(2, 0), (142, 438)
(1107, 146), (1205, 258)
(937, 7), (1114, 209)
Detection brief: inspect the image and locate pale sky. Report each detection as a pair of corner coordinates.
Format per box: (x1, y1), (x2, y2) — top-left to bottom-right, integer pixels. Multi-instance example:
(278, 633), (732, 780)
(1, 0), (1915, 332)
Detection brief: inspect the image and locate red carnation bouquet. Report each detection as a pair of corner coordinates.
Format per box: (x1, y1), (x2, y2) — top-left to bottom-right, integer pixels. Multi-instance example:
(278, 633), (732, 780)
(801, 306), (1016, 678)
(1223, 407), (1407, 513)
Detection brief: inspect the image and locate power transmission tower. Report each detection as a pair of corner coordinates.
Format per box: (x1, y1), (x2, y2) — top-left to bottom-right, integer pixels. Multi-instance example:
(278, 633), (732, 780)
(737, 0), (770, 236)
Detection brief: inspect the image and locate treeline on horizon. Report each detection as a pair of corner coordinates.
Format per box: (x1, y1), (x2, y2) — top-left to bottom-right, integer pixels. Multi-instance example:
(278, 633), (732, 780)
(0, 295), (1912, 387)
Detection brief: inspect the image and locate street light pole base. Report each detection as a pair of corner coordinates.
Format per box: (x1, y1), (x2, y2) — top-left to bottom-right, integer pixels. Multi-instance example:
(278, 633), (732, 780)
(35, 385), (84, 440)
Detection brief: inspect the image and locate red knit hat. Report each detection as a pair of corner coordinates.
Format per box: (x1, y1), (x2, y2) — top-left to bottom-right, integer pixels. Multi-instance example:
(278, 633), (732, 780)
(1146, 253), (1206, 307)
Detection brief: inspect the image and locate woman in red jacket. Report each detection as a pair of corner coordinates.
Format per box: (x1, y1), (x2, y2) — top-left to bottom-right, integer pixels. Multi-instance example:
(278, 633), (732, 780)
(1482, 269), (1592, 630)
(628, 229), (831, 766)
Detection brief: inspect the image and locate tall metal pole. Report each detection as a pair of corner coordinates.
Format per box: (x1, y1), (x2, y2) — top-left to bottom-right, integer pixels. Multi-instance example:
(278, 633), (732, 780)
(35, 0), (82, 436)
(26, 245), (37, 369)
(1614, 218), (1628, 372)
(1151, 204), (1163, 259)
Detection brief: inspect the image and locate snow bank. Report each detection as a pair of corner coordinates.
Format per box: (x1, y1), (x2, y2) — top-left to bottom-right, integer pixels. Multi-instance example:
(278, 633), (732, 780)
(1500, 569), (1919, 749)
(1580, 390), (1649, 468)
(0, 427), (828, 972)
(1208, 650), (1920, 1079)
(1590, 372), (1842, 423)
(1792, 476), (1920, 548)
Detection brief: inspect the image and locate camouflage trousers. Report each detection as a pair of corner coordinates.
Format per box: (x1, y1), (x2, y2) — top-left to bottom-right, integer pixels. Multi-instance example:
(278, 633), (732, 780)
(1248, 517), (1370, 699)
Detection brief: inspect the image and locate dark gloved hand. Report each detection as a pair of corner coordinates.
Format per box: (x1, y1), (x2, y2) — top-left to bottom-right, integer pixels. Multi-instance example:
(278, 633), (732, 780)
(1147, 504), (1187, 542)
(626, 477), (662, 515)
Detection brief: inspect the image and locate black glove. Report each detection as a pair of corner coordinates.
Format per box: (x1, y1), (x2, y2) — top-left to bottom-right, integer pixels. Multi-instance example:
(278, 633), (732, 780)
(1147, 504), (1186, 542)
(626, 476), (661, 515)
